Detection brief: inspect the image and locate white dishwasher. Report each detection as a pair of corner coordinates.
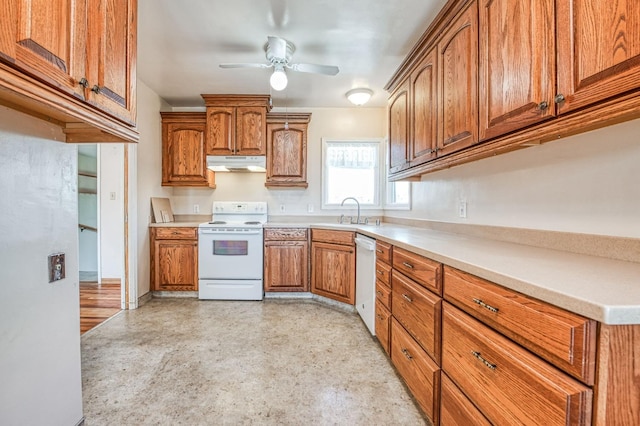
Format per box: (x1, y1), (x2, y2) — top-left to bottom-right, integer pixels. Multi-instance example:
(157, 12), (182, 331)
(355, 233), (376, 335)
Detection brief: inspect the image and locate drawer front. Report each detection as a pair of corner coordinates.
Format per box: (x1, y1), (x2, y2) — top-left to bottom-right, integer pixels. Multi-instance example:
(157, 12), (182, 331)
(442, 303), (592, 426)
(440, 373), (491, 426)
(444, 266), (596, 384)
(375, 300), (391, 355)
(264, 227), (308, 241)
(375, 259), (391, 286)
(375, 280), (391, 310)
(154, 227), (197, 240)
(392, 246), (442, 294)
(375, 240), (392, 264)
(392, 270), (441, 363)
(391, 318), (440, 424)
(311, 228), (354, 245)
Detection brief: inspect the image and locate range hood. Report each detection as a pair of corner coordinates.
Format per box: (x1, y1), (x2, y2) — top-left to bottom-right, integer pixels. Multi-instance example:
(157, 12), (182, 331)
(206, 155), (266, 172)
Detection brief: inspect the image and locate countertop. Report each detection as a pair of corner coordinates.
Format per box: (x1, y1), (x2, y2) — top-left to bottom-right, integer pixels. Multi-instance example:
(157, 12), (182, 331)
(153, 220), (640, 325)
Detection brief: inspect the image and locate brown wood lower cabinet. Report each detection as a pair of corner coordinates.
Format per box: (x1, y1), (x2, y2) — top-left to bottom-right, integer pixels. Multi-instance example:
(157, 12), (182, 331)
(150, 227), (198, 291)
(264, 228), (309, 292)
(440, 373), (491, 426)
(442, 303), (592, 425)
(375, 300), (391, 355)
(391, 318), (441, 424)
(310, 229), (355, 304)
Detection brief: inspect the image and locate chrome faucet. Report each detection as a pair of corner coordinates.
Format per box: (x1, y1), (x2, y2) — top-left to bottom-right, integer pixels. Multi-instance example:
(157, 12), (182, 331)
(340, 197), (360, 224)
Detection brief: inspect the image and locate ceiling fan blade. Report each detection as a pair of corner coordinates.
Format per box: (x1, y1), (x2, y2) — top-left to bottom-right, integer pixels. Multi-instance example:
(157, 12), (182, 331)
(288, 63), (339, 76)
(219, 63), (272, 69)
(267, 36), (289, 59)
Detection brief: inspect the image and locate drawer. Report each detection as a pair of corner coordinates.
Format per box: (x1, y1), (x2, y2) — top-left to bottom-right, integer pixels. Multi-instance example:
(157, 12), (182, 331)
(391, 318), (440, 424)
(444, 266), (597, 384)
(153, 227), (197, 240)
(375, 240), (392, 264)
(375, 280), (391, 310)
(392, 270), (442, 363)
(375, 300), (391, 355)
(440, 373), (491, 426)
(264, 227), (308, 241)
(392, 246), (442, 294)
(375, 259), (391, 286)
(311, 229), (354, 245)
(442, 303), (592, 426)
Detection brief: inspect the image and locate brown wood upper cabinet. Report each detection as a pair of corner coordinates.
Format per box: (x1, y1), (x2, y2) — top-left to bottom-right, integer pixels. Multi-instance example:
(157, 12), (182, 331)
(161, 112), (215, 188)
(202, 95), (272, 156)
(388, 79), (410, 174)
(0, 0), (138, 140)
(265, 113), (311, 188)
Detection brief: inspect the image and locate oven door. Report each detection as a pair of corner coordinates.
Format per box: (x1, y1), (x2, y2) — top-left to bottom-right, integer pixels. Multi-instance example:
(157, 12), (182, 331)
(198, 228), (263, 280)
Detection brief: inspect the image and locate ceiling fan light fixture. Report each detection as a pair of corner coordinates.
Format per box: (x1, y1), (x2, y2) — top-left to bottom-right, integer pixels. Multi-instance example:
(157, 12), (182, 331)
(346, 88), (373, 106)
(270, 66), (288, 91)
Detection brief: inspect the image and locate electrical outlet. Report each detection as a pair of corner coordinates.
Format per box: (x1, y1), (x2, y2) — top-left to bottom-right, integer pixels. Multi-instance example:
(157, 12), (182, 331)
(307, 203), (314, 213)
(279, 204), (286, 213)
(193, 204), (200, 213)
(110, 192), (116, 200)
(48, 253), (65, 283)
(458, 201), (467, 218)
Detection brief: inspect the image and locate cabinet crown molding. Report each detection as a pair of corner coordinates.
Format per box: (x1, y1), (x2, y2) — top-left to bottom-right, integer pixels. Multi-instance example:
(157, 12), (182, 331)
(266, 112), (311, 124)
(201, 94), (272, 110)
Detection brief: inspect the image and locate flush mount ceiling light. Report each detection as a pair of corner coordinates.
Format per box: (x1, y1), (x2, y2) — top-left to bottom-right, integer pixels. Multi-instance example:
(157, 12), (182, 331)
(270, 64), (288, 91)
(346, 88), (373, 106)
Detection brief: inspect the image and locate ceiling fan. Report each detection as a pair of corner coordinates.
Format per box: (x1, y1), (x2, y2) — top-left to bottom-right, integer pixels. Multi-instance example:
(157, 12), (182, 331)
(219, 36), (339, 91)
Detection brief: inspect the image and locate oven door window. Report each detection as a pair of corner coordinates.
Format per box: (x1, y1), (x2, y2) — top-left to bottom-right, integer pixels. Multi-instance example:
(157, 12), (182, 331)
(212, 240), (248, 256)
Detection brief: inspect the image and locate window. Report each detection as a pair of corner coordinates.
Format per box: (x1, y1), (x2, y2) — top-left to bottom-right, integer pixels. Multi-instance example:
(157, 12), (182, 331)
(322, 139), (383, 209)
(385, 180), (411, 209)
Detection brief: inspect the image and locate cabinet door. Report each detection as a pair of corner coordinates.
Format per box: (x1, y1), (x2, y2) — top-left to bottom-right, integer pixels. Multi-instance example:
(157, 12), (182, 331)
(205, 107), (235, 155)
(236, 106), (266, 155)
(0, 0), (87, 99)
(266, 123), (307, 187)
(85, 0), (137, 125)
(264, 241), (308, 292)
(410, 47), (438, 167)
(153, 239), (198, 291)
(479, 0), (555, 140)
(311, 241), (355, 304)
(437, 0), (478, 156)
(556, 0), (640, 113)
(375, 300), (391, 354)
(388, 79), (410, 174)
(162, 117), (211, 186)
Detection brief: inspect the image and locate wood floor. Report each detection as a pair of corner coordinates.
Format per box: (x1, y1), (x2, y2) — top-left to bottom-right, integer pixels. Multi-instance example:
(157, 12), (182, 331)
(80, 283), (121, 334)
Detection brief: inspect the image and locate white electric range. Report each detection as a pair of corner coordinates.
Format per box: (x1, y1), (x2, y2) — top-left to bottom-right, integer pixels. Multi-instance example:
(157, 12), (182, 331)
(198, 201), (267, 300)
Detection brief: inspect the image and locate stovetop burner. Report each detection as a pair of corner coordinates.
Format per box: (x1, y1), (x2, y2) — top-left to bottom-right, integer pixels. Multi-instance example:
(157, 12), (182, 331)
(244, 221), (262, 225)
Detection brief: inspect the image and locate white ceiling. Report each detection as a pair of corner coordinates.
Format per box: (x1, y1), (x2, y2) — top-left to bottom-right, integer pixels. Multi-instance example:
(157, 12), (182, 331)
(137, 0), (447, 109)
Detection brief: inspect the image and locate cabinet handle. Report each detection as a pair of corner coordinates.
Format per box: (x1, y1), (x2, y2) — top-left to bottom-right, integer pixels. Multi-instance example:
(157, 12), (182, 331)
(401, 348), (413, 360)
(376, 249), (383, 253)
(376, 290), (383, 296)
(537, 101), (549, 111)
(91, 85), (102, 94)
(376, 270), (384, 275)
(554, 93), (565, 104)
(402, 293), (413, 303)
(472, 298), (499, 313)
(376, 314), (385, 321)
(472, 351), (496, 370)
(402, 261), (414, 269)
(78, 77), (89, 88)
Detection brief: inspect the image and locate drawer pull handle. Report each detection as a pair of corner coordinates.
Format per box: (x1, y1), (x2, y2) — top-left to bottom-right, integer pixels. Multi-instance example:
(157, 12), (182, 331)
(472, 351), (496, 370)
(402, 293), (413, 303)
(472, 298), (499, 313)
(376, 249), (383, 253)
(402, 348), (413, 360)
(402, 262), (414, 269)
(377, 270), (384, 275)
(376, 314), (385, 321)
(376, 291), (383, 296)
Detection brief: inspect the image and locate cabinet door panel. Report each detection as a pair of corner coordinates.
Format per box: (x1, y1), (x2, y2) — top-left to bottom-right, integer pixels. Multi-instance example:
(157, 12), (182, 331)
(205, 107), (234, 154)
(236, 106), (266, 155)
(411, 47), (437, 166)
(162, 117), (210, 186)
(5, 0), (86, 98)
(153, 240), (198, 291)
(388, 80), (409, 174)
(557, 0), (640, 113)
(86, 0), (136, 124)
(311, 241), (355, 304)
(375, 300), (391, 354)
(264, 241), (308, 292)
(266, 123), (306, 186)
(437, 1), (478, 156)
(479, 0), (555, 140)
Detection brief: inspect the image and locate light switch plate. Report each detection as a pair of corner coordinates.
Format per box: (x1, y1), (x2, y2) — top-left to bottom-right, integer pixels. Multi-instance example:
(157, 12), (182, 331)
(48, 253), (65, 283)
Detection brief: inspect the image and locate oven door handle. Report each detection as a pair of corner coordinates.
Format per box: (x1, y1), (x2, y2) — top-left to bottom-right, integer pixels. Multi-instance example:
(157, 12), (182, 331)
(199, 229), (262, 235)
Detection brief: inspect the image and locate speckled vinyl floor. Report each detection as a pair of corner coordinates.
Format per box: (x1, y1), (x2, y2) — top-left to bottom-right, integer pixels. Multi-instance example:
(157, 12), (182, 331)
(81, 298), (427, 425)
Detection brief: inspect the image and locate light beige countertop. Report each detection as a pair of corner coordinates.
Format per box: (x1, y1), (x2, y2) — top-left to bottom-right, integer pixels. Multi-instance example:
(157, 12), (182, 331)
(154, 219), (640, 324)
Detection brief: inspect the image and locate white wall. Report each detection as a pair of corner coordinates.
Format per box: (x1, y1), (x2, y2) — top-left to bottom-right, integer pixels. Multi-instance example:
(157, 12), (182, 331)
(0, 106), (83, 425)
(136, 79), (172, 297)
(99, 144), (125, 279)
(78, 152), (98, 273)
(387, 118), (640, 238)
(168, 107), (387, 218)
